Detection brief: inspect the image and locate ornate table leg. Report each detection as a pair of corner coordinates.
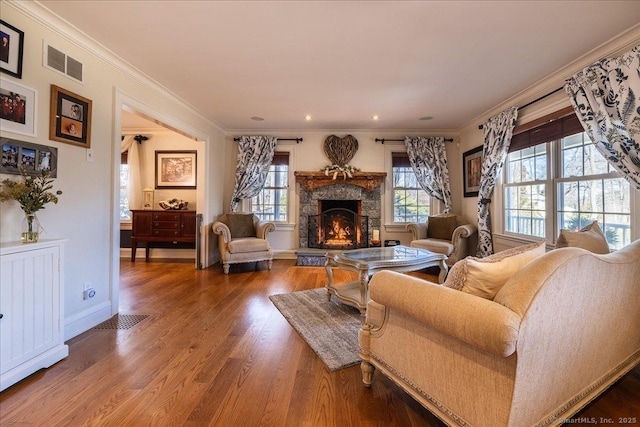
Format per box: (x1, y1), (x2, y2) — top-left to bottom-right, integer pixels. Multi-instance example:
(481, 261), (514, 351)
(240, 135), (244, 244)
(358, 270), (370, 321)
(325, 257), (334, 301)
(438, 259), (449, 283)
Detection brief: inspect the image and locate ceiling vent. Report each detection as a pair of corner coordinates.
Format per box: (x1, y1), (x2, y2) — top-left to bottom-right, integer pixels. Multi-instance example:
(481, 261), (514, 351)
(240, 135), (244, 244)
(43, 42), (84, 83)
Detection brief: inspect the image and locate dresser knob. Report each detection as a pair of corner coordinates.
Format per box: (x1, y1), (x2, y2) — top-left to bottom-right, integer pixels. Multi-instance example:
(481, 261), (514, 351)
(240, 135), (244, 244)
(0, 313), (3, 319)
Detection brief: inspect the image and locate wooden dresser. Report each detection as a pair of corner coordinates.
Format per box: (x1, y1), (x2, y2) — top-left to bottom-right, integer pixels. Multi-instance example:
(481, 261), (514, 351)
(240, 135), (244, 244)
(130, 210), (197, 261)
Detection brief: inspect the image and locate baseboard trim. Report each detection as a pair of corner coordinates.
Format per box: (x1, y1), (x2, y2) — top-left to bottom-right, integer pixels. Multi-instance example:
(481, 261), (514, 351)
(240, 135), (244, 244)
(64, 300), (112, 341)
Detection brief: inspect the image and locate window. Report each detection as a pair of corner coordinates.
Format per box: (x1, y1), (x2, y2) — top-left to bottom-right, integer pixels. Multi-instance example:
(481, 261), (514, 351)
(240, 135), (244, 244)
(392, 152), (430, 223)
(120, 151), (130, 221)
(251, 152), (289, 222)
(504, 144), (548, 237)
(504, 111), (630, 249)
(557, 132), (630, 249)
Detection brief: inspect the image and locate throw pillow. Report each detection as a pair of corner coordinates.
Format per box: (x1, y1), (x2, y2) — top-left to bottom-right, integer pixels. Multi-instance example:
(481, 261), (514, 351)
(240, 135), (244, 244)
(443, 241), (546, 300)
(426, 214), (458, 241)
(556, 221), (609, 254)
(224, 213), (256, 238)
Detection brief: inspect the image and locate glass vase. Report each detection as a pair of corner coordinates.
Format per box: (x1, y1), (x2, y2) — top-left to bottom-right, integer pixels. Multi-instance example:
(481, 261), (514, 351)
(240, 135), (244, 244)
(21, 213), (40, 243)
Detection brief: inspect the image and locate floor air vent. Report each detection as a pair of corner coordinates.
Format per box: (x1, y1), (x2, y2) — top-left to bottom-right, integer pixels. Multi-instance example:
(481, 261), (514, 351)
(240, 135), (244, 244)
(93, 314), (149, 330)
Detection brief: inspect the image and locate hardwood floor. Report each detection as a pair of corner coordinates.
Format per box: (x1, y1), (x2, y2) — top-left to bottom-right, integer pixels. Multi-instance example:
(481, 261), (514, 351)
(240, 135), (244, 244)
(1, 259), (638, 426)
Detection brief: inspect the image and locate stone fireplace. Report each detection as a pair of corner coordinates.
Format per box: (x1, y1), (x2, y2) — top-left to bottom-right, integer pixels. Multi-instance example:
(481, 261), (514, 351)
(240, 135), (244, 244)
(295, 172), (386, 250)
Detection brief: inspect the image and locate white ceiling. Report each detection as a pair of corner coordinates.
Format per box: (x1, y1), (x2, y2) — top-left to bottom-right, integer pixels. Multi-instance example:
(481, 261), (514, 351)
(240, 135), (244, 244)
(40, 1), (640, 132)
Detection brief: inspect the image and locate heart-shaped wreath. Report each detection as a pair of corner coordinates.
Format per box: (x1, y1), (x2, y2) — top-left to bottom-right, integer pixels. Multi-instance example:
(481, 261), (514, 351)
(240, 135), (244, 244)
(323, 134), (358, 166)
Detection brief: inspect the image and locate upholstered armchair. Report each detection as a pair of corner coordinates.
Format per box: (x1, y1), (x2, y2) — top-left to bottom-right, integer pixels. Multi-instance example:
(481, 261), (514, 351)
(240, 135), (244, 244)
(212, 213), (275, 274)
(406, 213), (477, 266)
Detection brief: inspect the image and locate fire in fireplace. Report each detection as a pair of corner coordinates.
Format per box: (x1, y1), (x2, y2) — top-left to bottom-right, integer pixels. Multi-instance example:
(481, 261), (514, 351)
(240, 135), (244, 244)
(307, 200), (369, 249)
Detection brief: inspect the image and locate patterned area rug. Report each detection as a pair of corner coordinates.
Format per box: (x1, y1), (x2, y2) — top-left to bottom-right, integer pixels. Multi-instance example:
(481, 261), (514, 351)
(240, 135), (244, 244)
(269, 288), (361, 371)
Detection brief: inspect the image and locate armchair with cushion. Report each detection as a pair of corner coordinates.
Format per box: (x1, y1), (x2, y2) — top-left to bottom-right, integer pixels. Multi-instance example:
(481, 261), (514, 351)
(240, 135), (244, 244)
(406, 213), (477, 266)
(212, 213), (275, 274)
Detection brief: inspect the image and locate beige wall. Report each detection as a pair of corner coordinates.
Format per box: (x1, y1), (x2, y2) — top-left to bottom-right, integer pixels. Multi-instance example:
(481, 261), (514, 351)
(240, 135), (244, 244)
(0, 2), (226, 339)
(1, 1), (637, 340)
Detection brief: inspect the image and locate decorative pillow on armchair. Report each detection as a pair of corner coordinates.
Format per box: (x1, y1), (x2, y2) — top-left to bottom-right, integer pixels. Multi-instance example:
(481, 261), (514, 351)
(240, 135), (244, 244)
(443, 241), (546, 300)
(223, 213), (257, 238)
(556, 221), (609, 254)
(426, 214), (458, 241)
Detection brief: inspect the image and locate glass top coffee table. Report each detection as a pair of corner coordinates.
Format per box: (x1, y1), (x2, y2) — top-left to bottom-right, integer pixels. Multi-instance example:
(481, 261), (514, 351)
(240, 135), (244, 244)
(324, 245), (448, 318)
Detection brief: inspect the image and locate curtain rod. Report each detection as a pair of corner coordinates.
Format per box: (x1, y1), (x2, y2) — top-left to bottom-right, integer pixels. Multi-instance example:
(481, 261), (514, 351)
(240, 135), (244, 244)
(233, 137), (303, 143)
(478, 86), (564, 130)
(375, 137), (454, 144)
(133, 135), (148, 144)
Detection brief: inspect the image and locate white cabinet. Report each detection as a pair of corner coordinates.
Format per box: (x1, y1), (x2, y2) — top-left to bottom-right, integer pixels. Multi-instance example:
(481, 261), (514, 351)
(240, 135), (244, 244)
(0, 239), (68, 391)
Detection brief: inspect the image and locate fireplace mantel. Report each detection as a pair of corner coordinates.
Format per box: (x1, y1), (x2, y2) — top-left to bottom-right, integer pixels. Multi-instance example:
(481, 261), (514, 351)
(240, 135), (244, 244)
(294, 171), (386, 192)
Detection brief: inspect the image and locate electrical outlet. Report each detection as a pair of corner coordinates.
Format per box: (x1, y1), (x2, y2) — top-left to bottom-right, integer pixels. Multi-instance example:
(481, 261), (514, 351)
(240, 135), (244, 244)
(83, 288), (96, 300)
(83, 282), (96, 300)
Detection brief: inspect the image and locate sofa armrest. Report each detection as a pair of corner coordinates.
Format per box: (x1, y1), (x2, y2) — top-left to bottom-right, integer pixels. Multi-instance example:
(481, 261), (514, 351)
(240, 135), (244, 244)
(406, 222), (427, 240)
(256, 221), (276, 239)
(451, 223), (476, 244)
(212, 221), (232, 243)
(368, 270), (520, 357)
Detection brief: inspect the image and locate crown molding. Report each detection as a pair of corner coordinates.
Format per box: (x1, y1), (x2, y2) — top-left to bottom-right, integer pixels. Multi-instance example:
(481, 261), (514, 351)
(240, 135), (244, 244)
(461, 23), (640, 132)
(9, 0), (224, 132)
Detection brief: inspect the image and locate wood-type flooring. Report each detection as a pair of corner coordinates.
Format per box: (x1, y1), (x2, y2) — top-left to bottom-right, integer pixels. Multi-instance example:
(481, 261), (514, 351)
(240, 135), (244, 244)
(1, 259), (638, 426)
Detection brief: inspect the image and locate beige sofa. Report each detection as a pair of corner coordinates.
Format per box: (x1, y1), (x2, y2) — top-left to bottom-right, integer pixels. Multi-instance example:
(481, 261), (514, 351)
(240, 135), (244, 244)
(359, 239), (640, 427)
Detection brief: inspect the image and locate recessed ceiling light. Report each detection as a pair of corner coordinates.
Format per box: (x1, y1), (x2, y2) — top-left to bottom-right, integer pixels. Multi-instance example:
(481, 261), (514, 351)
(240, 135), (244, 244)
(419, 116), (434, 121)
(304, 115), (312, 121)
(372, 115), (380, 121)
(251, 116), (264, 121)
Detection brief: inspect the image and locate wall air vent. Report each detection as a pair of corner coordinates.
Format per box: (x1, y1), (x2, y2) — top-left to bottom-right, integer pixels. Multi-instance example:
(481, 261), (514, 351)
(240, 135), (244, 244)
(43, 42), (84, 83)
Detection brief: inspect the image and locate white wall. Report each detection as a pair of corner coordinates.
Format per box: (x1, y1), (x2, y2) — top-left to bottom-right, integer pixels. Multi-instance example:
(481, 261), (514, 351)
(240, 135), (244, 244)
(0, 2), (226, 339)
(225, 131), (457, 255)
(2, 1), (636, 341)
(225, 27), (640, 256)
(132, 132), (201, 211)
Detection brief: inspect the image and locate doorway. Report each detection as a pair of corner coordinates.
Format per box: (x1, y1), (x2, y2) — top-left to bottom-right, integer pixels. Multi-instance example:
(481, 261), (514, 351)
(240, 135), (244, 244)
(111, 90), (209, 317)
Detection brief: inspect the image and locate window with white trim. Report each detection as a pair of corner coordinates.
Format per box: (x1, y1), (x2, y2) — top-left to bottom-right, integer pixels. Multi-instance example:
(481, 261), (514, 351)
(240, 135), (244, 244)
(504, 112), (631, 249)
(392, 152), (431, 223)
(120, 151), (130, 221)
(250, 152), (289, 222)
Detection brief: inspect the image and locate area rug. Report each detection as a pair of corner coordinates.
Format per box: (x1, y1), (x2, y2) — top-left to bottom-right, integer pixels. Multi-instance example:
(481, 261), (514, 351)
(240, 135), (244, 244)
(269, 288), (361, 371)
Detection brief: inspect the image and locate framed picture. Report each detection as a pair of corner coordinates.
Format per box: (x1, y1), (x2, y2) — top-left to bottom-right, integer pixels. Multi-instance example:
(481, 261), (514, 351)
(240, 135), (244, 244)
(463, 145), (483, 197)
(49, 84), (92, 148)
(1, 137), (58, 177)
(155, 150), (197, 189)
(0, 78), (36, 137)
(0, 20), (24, 79)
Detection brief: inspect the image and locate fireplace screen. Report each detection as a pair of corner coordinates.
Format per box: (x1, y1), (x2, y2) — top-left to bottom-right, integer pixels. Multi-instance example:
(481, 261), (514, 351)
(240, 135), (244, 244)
(308, 208), (368, 249)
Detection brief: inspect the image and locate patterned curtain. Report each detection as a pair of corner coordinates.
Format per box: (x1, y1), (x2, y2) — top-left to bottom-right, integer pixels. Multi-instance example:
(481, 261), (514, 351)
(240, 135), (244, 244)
(404, 136), (453, 213)
(477, 106), (518, 257)
(230, 135), (277, 212)
(120, 135), (142, 210)
(564, 45), (640, 190)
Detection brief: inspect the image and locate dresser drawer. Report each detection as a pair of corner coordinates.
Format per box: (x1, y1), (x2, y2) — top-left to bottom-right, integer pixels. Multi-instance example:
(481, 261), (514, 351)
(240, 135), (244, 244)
(153, 212), (181, 221)
(153, 229), (181, 238)
(153, 221), (181, 230)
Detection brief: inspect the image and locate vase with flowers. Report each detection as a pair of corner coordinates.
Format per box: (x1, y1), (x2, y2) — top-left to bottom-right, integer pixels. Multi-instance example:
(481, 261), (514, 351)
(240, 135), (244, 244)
(0, 170), (62, 243)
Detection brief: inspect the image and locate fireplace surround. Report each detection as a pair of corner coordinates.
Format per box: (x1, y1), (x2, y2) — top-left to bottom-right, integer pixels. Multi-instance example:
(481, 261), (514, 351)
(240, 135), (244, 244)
(295, 171), (386, 249)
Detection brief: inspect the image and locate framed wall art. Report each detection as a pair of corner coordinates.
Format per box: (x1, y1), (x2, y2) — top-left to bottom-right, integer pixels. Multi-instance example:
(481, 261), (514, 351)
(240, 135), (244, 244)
(155, 150), (197, 189)
(463, 145), (483, 198)
(1, 137), (58, 177)
(0, 78), (36, 137)
(0, 20), (24, 79)
(49, 84), (92, 148)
